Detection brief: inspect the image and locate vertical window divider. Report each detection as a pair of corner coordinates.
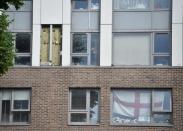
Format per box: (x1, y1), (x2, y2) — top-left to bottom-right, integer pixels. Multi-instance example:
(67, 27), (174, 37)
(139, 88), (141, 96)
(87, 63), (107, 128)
(49, 25), (53, 63)
(0, 91), (2, 123)
(86, 90), (90, 124)
(88, 34), (91, 65)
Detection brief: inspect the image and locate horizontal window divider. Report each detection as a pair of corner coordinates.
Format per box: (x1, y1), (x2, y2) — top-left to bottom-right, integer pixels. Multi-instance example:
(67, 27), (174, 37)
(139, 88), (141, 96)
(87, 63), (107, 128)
(71, 54), (89, 56)
(112, 30), (171, 33)
(152, 54), (171, 56)
(69, 110), (88, 112)
(15, 53), (31, 56)
(110, 123), (173, 127)
(72, 10), (100, 12)
(113, 9), (171, 12)
(71, 30), (100, 33)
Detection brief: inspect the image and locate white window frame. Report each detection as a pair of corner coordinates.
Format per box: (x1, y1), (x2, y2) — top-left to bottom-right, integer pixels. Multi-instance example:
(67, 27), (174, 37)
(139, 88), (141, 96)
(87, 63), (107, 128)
(72, 0), (100, 11)
(71, 33), (100, 66)
(69, 89), (99, 125)
(13, 32), (32, 66)
(0, 89), (31, 124)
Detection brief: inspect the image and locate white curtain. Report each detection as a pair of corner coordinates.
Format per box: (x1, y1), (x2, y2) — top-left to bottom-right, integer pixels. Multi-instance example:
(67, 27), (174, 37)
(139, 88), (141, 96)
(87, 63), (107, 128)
(114, 0), (149, 10)
(112, 90), (150, 124)
(152, 91), (171, 112)
(13, 90), (30, 100)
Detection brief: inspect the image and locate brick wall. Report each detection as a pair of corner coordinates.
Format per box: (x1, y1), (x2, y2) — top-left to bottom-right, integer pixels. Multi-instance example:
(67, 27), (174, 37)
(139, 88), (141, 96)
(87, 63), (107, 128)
(0, 67), (182, 131)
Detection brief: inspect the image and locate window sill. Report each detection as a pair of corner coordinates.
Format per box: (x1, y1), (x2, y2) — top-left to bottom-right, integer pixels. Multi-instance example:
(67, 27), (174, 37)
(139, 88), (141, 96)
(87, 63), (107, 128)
(110, 123), (173, 127)
(68, 123), (100, 126)
(0, 122), (30, 126)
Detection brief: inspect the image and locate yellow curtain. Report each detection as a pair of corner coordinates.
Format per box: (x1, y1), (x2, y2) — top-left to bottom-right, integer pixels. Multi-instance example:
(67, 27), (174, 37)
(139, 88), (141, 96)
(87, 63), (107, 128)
(40, 26), (50, 65)
(52, 26), (61, 66)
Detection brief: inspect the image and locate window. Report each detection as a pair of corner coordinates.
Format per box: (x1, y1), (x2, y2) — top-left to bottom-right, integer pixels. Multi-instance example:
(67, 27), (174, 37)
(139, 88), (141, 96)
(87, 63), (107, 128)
(113, 0), (150, 10)
(111, 89), (172, 125)
(153, 33), (171, 66)
(154, 0), (171, 9)
(40, 25), (62, 66)
(72, 0), (100, 10)
(71, 33), (100, 66)
(0, 89), (31, 124)
(15, 33), (31, 66)
(69, 89), (99, 125)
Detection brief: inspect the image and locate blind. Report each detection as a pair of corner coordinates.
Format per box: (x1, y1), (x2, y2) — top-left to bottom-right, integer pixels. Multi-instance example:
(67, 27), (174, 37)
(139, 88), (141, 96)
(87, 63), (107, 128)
(112, 33), (151, 65)
(13, 90), (30, 100)
(2, 91), (11, 100)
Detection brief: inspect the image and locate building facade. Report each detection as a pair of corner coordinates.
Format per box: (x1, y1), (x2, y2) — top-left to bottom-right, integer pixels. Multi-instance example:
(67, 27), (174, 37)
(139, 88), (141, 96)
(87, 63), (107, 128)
(0, 0), (183, 130)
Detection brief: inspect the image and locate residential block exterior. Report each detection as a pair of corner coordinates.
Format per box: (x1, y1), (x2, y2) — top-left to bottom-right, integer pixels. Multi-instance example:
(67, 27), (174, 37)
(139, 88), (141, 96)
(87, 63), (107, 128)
(0, 0), (183, 130)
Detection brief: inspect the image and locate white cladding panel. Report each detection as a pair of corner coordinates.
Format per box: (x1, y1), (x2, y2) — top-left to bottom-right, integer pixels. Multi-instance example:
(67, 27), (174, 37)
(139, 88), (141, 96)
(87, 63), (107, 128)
(41, 0), (63, 24)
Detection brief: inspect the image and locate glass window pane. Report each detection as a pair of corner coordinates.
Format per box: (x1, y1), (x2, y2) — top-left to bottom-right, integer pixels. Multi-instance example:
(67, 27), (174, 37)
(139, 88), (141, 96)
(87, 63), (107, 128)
(13, 112), (29, 122)
(154, 56), (171, 66)
(14, 100), (29, 110)
(71, 89), (86, 109)
(72, 56), (88, 65)
(72, 34), (87, 53)
(71, 113), (87, 122)
(15, 56), (31, 65)
(90, 90), (99, 124)
(154, 33), (171, 53)
(113, 0), (150, 10)
(153, 90), (172, 112)
(112, 90), (151, 124)
(91, 33), (100, 65)
(152, 114), (171, 124)
(1, 100), (11, 122)
(91, 0), (100, 9)
(16, 33), (31, 53)
(155, 0), (171, 9)
(73, 0), (88, 10)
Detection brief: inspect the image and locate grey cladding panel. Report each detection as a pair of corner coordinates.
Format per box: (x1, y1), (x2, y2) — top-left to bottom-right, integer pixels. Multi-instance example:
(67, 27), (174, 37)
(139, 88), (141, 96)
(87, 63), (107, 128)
(14, 12), (32, 30)
(113, 12), (151, 30)
(90, 12), (100, 30)
(152, 11), (171, 30)
(72, 12), (89, 31)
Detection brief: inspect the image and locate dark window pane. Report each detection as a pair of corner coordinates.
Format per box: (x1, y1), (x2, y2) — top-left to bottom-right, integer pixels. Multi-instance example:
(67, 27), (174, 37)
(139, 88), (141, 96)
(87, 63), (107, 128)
(1, 100), (10, 122)
(14, 100), (29, 110)
(15, 56), (31, 65)
(72, 56), (88, 65)
(154, 33), (171, 53)
(155, 0), (171, 9)
(73, 0), (88, 10)
(91, 33), (100, 65)
(90, 90), (99, 124)
(152, 114), (171, 124)
(91, 0), (100, 9)
(16, 33), (31, 53)
(154, 56), (171, 66)
(71, 113), (87, 122)
(13, 112), (29, 122)
(71, 89), (86, 109)
(73, 34), (87, 53)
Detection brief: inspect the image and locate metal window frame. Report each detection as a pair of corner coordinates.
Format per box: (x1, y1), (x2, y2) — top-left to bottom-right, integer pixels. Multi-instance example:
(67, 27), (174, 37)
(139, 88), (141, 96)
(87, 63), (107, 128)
(69, 89), (99, 125)
(110, 89), (172, 126)
(13, 32), (32, 66)
(71, 33), (100, 66)
(72, 0), (100, 11)
(0, 89), (31, 124)
(112, 0), (171, 11)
